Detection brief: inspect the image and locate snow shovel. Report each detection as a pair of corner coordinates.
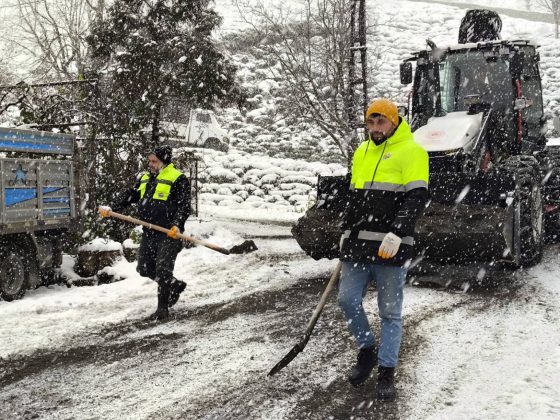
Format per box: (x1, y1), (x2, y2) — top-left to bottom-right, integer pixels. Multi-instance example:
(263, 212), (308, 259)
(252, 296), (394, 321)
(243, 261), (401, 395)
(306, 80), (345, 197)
(268, 261), (342, 376)
(103, 210), (257, 255)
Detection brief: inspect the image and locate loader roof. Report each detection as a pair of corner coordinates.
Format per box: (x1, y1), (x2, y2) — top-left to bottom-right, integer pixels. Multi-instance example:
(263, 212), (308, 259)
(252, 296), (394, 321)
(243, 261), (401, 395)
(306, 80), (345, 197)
(404, 39), (539, 62)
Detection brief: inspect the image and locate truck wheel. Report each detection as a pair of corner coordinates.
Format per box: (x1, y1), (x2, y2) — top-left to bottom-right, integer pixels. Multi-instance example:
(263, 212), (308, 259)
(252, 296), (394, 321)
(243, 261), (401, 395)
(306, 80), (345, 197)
(513, 161), (544, 266)
(204, 137), (228, 152)
(0, 244), (29, 301)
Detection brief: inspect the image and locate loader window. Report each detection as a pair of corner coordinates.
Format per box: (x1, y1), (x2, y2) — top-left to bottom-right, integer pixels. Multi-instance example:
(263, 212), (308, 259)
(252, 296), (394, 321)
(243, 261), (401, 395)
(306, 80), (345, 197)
(438, 52), (511, 113)
(411, 64), (437, 124)
(439, 64), (461, 112)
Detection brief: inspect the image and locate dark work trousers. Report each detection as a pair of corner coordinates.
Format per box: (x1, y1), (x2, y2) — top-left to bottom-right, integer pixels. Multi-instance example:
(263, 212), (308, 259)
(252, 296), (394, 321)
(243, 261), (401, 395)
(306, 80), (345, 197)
(137, 231), (183, 286)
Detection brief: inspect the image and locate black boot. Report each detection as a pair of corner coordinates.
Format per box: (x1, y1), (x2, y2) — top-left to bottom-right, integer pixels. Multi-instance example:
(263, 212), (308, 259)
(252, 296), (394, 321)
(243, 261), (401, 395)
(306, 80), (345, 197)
(376, 366), (397, 401)
(348, 346), (377, 386)
(168, 279), (186, 308)
(149, 283), (170, 321)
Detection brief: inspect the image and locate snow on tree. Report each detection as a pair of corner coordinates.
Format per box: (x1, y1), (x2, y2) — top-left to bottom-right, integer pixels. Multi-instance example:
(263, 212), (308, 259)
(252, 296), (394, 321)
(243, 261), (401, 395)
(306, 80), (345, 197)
(86, 0), (245, 146)
(79, 0), (246, 241)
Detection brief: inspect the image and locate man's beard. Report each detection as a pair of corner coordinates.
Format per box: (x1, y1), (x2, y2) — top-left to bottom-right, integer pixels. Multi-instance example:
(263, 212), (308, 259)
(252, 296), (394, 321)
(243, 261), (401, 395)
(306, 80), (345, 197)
(369, 131), (390, 145)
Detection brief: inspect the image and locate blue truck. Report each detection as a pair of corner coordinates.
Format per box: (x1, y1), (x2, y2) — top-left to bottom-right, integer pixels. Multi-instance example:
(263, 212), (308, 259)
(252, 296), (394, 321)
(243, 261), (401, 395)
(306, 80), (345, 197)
(0, 126), (79, 301)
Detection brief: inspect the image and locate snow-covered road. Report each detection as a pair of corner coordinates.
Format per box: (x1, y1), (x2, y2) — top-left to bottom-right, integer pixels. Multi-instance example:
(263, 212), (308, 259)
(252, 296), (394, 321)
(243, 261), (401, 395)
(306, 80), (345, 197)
(1, 218), (559, 419)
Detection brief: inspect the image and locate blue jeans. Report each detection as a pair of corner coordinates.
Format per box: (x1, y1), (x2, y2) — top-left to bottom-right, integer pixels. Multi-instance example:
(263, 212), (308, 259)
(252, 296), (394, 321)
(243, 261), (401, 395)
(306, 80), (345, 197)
(338, 262), (407, 368)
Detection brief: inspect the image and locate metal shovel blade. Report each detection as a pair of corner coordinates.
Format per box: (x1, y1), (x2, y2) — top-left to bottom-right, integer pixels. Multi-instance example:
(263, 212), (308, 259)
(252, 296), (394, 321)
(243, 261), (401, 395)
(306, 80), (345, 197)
(267, 262), (341, 377)
(228, 239), (258, 254)
(267, 342), (305, 377)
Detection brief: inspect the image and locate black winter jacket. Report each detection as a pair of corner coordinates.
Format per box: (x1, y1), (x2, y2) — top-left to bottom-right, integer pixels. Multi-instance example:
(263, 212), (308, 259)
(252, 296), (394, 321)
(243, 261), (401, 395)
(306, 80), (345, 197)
(112, 170), (191, 232)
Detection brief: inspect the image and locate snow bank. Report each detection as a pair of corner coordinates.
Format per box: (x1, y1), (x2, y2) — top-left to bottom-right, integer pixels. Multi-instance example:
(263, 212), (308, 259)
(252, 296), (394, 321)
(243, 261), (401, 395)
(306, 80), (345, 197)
(78, 238), (123, 252)
(186, 146), (346, 214)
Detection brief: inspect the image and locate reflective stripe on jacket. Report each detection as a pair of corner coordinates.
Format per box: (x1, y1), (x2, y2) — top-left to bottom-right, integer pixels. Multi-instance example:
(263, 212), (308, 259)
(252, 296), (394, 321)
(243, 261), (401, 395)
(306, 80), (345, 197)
(138, 163), (183, 201)
(340, 118), (429, 266)
(111, 162), (191, 232)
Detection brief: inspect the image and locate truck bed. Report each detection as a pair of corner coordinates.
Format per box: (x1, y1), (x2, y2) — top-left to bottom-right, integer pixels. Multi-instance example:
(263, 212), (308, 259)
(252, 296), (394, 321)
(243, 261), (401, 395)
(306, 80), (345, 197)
(0, 127), (77, 234)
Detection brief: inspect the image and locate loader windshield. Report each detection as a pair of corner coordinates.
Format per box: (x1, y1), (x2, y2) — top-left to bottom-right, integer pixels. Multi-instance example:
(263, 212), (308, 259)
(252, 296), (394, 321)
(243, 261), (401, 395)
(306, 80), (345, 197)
(438, 51), (511, 113)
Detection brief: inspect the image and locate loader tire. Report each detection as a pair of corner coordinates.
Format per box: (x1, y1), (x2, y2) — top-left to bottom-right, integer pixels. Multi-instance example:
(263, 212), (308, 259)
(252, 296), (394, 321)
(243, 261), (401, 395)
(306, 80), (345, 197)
(501, 156), (544, 266)
(292, 205), (342, 260)
(0, 244), (29, 301)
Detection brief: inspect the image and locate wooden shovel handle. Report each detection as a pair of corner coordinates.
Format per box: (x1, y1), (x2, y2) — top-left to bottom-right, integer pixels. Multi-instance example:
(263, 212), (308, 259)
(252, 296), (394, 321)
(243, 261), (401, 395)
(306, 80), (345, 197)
(301, 261), (342, 345)
(267, 261), (342, 376)
(105, 210), (231, 255)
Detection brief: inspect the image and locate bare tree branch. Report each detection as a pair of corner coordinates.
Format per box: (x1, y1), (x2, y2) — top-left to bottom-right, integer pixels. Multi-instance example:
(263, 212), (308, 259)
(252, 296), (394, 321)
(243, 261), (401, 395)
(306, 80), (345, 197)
(231, 0), (374, 160)
(8, 0), (107, 80)
(536, 0), (560, 38)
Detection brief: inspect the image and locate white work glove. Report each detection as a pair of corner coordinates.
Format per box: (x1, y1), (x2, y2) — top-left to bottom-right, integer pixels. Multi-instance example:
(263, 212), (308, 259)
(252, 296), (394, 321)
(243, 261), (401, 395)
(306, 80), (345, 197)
(378, 232), (402, 259)
(98, 205), (112, 218)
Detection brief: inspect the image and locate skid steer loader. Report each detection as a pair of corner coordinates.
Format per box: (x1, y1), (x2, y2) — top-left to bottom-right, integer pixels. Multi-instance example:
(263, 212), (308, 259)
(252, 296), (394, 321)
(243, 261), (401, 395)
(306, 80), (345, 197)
(292, 9), (560, 267)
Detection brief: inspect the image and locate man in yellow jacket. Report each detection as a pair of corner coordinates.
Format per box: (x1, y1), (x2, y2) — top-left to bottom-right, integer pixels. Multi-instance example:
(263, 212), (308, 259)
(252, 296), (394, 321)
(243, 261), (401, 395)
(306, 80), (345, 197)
(338, 98), (429, 401)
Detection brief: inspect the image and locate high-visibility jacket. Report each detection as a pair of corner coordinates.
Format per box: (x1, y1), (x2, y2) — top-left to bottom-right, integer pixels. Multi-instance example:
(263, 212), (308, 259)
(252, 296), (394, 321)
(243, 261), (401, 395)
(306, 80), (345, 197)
(138, 163), (183, 201)
(340, 118), (429, 266)
(112, 163), (191, 232)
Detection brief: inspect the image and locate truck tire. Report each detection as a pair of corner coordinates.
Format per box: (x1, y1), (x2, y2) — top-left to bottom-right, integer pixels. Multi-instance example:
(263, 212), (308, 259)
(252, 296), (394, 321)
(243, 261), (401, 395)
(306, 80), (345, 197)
(502, 156), (544, 266)
(204, 137), (228, 152)
(0, 244), (30, 301)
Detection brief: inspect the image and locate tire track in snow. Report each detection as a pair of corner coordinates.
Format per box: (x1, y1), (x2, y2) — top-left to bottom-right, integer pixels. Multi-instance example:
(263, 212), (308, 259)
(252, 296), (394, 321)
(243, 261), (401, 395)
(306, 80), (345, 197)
(2, 230), (558, 418)
(400, 255), (560, 419)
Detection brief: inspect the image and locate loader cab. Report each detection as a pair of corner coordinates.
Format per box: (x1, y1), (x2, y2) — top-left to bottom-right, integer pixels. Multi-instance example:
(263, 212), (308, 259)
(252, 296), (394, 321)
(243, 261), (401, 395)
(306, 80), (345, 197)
(403, 40), (545, 162)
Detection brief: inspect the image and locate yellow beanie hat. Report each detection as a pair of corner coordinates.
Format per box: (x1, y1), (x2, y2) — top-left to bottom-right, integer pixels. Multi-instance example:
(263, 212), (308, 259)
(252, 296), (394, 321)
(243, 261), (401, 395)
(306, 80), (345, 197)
(365, 98), (399, 127)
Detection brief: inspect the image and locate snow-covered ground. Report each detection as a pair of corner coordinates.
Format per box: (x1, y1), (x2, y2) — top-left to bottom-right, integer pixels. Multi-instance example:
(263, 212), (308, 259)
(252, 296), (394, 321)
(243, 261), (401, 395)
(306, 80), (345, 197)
(2, 0), (560, 419)
(0, 219), (319, 359)
(1, 217), (559, 418)
(406, 253), (560, 419)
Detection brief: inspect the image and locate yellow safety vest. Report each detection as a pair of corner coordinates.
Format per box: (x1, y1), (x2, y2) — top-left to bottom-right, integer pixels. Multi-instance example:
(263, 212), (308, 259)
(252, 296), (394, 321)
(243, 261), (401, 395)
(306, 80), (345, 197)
(351, 119), (429, 192)
(138, 163), (183, 201)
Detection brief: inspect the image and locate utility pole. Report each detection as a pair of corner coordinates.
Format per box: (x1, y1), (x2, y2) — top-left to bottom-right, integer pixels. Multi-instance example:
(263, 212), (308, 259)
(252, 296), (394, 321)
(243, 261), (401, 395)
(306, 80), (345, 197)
(346, 0), (368, 161)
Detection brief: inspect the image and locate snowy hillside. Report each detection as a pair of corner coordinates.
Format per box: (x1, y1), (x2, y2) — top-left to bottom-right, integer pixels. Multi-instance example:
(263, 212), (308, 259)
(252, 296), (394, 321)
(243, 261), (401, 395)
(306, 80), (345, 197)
(188, 146), (345, 217)
(415, 0), (535, 12)
(1, 1), (560, 419)
(215, 0), (560, 164)
(189, 0), (560, 216)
